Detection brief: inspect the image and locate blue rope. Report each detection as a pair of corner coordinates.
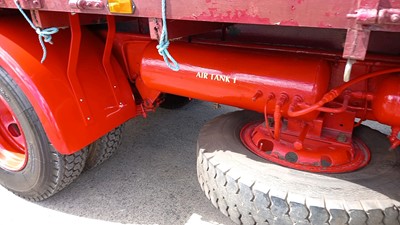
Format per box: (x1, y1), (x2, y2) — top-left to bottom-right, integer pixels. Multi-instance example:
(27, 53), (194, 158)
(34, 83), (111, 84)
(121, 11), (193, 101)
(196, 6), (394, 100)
(156, 0), (180, 71)
(14, 0), (59, 63)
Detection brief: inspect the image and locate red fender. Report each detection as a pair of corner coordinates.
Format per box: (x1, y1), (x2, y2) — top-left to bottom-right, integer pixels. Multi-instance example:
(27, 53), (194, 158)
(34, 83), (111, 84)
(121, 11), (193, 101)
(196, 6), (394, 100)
(0, 16), (136, 154)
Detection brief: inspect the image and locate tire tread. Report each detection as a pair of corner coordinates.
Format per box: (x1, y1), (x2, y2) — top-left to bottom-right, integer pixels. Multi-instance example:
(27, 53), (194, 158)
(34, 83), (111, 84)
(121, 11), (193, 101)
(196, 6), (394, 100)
(18, 148), (88, 202)
(0, 67), (88, 202)
(197, 111), (400, 225)
(84, 125), (124, 170)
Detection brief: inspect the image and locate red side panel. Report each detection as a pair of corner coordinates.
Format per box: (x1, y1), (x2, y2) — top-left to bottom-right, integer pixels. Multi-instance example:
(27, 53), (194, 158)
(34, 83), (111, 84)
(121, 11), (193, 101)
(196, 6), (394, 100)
(0, 17), (136, 154)
(0, 0), (359, 29)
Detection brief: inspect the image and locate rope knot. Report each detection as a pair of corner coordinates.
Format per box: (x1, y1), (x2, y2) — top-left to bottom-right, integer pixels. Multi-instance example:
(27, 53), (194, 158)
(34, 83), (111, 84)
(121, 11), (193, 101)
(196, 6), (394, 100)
(14, 0), (59, 63)
(157, 0), (180, 71)
(39, 27), (59, 44)
(156, 40), (170, 55)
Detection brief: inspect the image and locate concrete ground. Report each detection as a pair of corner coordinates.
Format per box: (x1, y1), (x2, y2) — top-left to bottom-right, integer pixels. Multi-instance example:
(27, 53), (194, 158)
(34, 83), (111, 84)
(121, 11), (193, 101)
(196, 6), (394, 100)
(0, 100), (392, 225)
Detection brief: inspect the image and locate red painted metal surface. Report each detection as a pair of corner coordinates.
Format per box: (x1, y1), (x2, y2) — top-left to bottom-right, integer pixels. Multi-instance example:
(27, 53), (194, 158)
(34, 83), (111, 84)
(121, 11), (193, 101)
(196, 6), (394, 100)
(1, 0), (400, 31)
(372, 75), (400, 127)
(115, 34), (400, 125)
(148, 19), (224, 40)
(0, 16), (136, 154)
(109, 32), (400, 170)
(31, 10), (106, 28)
(0, 0), (399, 168)
(342, 0), (378, 60)
(68, 13), (93, 125)
(0, 0), (359, 29)
(138, 41), (331, 121)
(372, 75), (400, 149)
(240, 120), (371, 173)
(0, 94), (27, 171)
(292, 67), (400, 116)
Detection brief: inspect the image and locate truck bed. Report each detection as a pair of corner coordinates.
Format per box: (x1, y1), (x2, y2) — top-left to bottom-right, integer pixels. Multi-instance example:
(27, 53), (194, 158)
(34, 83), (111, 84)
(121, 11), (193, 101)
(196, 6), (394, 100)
(0, 0), (398, 30)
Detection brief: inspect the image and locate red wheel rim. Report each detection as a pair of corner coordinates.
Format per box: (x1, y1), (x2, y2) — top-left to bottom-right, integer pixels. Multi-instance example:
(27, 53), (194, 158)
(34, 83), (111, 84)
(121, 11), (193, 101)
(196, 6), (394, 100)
(240, 121), (371, 173)
(0, 95), (27, 171)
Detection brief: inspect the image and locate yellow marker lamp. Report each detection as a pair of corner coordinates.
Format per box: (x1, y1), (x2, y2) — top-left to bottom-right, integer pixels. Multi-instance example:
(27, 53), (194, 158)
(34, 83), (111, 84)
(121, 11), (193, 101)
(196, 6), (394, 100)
(108, 0), (134, 14)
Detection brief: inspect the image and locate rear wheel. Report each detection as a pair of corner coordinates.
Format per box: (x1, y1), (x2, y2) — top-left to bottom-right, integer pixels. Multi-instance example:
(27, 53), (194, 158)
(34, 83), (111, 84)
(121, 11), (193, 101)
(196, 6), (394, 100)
(0, 67), (88, 201)
(197, 110), (400, 225)
(84, 124), (124, 170)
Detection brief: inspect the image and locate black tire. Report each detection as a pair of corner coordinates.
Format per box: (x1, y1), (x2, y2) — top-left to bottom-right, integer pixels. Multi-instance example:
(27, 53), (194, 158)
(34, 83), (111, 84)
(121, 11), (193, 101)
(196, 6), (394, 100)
(84, 125), (124, 170)
(0, 67), (88, 201)
(159, 94), (191, 109)
(197, 110), (400, 225)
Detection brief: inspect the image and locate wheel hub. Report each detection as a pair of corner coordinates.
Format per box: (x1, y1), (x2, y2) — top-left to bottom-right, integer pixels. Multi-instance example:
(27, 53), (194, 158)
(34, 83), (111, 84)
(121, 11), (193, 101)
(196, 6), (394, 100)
(241, 121), (370, 173)
(0, 95), (27, 171)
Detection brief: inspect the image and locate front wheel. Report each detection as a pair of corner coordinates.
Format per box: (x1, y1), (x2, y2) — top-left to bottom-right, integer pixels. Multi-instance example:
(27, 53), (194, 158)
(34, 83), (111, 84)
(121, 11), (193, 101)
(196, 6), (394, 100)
(197, 110), (400, 225)
(0, 67), (88, 201)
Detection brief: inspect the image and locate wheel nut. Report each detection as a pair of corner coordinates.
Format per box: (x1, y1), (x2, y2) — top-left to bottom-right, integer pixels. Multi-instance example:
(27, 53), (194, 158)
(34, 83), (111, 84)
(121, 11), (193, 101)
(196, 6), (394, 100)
(285, 152), (298, 163)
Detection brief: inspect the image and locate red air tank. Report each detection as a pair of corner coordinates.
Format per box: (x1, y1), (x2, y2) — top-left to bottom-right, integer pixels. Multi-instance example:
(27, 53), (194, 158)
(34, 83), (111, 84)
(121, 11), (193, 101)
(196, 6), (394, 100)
(140, 42), (331, 120)
(372, 76), (400, 127)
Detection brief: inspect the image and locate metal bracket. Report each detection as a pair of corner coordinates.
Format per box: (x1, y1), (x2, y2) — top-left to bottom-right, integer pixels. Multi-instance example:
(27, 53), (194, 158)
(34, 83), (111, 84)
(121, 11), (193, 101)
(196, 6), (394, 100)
(347, 9), (378, 24)
(343, 7), (400, 60)
(342, 7), (400, 82)
(69, 0), (105, 10)
(344, 7), (378, 61)
(347, 8), (400, 26)
(347, 9), (400, 25)
(19, 0), (42, 9)
(67, 14), (94, 125)
(341, 26), (371, 82)
(342, 0), (381, 82)
(342, 28), (371, 61)
(149, 18), (162, 40)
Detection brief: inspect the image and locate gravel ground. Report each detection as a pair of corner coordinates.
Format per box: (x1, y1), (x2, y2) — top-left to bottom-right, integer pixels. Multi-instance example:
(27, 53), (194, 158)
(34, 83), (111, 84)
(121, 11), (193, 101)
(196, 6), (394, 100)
(0, 100), (393, 225)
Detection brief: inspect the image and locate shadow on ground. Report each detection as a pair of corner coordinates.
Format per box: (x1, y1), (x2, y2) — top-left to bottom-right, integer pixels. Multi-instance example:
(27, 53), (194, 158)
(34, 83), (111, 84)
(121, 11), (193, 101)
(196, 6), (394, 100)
(37, 100), (236, 225)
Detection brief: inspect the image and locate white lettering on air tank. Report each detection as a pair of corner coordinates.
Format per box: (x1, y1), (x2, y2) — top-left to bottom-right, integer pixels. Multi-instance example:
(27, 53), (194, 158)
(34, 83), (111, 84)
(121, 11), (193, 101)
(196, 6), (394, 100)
(195, 72), (237, 84)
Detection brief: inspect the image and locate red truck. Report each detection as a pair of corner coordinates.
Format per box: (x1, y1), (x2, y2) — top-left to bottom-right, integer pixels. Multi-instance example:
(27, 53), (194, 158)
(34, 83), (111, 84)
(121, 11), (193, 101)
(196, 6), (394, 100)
(1, 0), (400, 224)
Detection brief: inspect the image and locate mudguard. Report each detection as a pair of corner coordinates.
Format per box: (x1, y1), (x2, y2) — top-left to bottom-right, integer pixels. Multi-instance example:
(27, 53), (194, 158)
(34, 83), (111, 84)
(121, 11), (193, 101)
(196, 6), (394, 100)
(0, 16), (136, 154)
